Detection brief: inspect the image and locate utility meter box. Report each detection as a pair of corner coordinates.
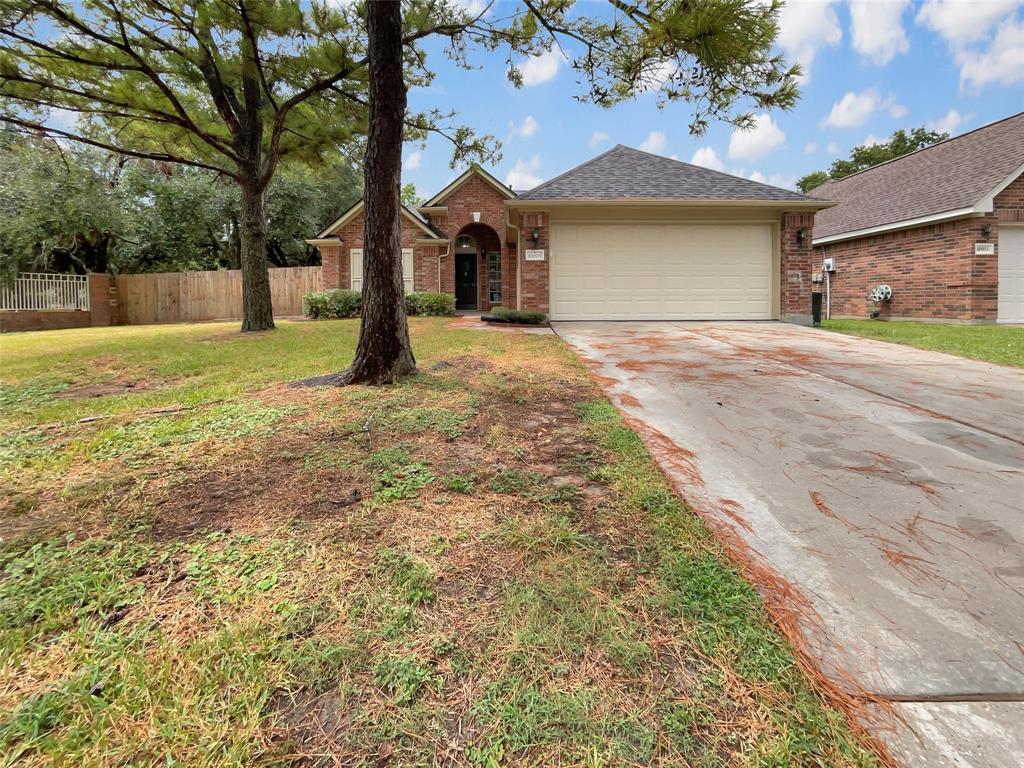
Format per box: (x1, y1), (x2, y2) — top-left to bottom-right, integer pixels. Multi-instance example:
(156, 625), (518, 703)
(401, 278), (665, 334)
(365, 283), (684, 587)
(823, 258), (837, 272)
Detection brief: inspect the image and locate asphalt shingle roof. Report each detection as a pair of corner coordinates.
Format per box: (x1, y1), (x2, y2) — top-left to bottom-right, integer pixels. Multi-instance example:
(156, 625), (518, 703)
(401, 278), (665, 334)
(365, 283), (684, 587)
(516, 144), (814, 202)
(811, 113), (1024, 241)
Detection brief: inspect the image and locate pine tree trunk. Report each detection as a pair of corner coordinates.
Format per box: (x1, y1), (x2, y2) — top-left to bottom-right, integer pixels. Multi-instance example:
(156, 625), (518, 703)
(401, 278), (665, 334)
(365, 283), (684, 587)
(292, 0), (414, 387)
(340, 0), (415, 384)
(238, 179), (275, 332)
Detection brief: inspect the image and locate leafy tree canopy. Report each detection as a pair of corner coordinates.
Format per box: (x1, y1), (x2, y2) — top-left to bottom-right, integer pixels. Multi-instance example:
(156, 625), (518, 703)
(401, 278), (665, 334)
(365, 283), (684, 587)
(798, 127), (949, 193)
(0, 132), (361, 278)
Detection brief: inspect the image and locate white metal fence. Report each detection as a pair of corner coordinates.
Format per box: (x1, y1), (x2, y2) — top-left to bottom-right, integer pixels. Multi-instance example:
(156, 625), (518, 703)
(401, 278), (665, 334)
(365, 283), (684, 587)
(0, 273), (91, 311)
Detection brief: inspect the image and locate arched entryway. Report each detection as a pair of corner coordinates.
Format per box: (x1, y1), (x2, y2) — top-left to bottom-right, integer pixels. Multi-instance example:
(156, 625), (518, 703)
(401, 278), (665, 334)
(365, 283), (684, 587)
(453, 223), (502, 311)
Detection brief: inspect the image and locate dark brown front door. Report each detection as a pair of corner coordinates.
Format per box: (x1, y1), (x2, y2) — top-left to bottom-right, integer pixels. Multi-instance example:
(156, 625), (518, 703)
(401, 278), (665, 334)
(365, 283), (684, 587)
(455, 253), (477, 310)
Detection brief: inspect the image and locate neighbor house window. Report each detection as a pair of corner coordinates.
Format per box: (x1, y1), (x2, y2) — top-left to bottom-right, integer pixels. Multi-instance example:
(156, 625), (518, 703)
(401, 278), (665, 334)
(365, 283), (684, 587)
(488, 252), (502, 304)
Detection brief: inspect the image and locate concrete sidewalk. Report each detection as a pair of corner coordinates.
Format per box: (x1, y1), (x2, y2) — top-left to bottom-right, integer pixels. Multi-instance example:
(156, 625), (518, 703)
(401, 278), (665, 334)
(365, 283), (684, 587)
(556, 321), (1024, 767)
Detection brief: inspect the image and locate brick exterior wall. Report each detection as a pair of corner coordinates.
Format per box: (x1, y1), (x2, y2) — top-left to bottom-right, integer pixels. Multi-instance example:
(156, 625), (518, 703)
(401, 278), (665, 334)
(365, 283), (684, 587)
(816, 174), (1023, 322)
(432, 174), (514, 312)
(517, 211), (550, 314)
(780, 211), (815, 324)
(0, 310), (92, 333)
(318, 171), (519, 312)
(321, 213), (440, 292)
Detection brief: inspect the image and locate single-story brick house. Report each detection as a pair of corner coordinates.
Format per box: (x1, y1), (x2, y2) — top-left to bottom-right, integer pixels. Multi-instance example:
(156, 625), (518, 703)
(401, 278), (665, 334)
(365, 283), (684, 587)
(811, 112), (1024, 324)
(308, 145), (831, 323)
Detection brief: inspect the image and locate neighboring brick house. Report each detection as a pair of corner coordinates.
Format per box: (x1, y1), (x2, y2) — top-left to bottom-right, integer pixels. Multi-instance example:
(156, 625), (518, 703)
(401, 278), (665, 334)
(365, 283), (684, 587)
(811, 112), (1024, 324)
(308, 146), (831, 322)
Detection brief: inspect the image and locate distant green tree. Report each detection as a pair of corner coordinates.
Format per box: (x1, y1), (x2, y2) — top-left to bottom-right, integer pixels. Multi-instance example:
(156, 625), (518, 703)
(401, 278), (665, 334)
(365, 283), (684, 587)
(798, 127), (949, 192)
(796, 170), (830, 194)
(400, 183), (420, 208)
(0, 133), (125, 277)
(0, 133), (362, 277)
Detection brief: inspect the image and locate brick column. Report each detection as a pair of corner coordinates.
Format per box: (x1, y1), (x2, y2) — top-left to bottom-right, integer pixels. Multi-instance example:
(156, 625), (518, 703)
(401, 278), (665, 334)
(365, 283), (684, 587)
(519, 211), (549, 314)
(780, 212), (815, 325)
(320, 245), (342, 289)
(87, 273), (116, 326)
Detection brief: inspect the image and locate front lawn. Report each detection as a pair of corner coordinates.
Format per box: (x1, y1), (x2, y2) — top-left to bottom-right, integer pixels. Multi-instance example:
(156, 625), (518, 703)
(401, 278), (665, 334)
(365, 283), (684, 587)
(822, 319), (1024, 367)
(0, 320), (880, 766)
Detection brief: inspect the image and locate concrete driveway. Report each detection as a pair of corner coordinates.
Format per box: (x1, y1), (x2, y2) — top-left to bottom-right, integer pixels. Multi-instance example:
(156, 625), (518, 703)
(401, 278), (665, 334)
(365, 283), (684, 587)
(555, 321), (1024, 767)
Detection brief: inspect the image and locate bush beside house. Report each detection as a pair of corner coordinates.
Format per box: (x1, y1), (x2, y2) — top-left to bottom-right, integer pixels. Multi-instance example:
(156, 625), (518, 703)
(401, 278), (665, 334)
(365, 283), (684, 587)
(482, 306), (548, 325)
(303, 290), (455, 320)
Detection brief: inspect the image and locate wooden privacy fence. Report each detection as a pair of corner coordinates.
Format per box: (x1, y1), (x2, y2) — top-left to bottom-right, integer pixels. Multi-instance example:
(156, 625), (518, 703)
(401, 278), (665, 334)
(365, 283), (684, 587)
(114, 266), (322, 325)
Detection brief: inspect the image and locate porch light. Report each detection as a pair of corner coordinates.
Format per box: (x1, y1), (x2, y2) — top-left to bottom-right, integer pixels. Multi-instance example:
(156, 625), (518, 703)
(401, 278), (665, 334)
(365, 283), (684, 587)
(796, 227), (806, 244)
(531, 226), (540, 243)
(981, 224), (992, 240)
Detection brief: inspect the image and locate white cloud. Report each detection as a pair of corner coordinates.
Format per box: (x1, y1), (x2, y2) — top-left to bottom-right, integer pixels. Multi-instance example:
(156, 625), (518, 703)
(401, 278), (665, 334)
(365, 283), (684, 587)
(889, 102), (908, 119)
(512, 115), (539, 139)
(638, 59), (679, 92)
(690, 146), (724, 171)
(804, 142), (817, 154)
(516, 48), (563, 86)
(749, 171), (797, 190)
(777, 0), (842, 81)
(505, 155), (543, 189)
(927, 108), (970, 134)
(639, 130), (667, 154)
(827, 141), (840, 154)
(589, 131), (610, 148)
(861, 134), (883, 147)
(956, 16), (1024, 88)
(455, 0), (489, 17)
(46, 108), (79, 131)
(404, 151), (422, 171)
(917, 0), (1024, 89)
(822, 89), (880, 128)
(916, 0), (1019, 46)
(850, 0), (911, 65)
(727, 114), (786, 161)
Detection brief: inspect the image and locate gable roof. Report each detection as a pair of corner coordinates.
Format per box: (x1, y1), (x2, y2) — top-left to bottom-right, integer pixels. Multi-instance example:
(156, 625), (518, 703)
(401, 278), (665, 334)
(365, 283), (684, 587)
(315, 200), (445, 240)
(421, 165), (517, 207)
(811, 113), (1024, 243)
(513, 144), (816, 204)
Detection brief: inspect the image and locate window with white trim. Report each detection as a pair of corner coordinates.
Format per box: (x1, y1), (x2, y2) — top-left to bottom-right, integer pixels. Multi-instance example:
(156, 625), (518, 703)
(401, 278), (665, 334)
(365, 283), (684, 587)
(487, 251), (502, 304)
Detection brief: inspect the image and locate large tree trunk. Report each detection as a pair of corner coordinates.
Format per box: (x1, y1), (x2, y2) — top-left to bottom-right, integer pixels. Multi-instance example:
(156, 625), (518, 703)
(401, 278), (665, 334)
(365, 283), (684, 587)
(298, 0), (414, 386)
(238, 179), (275, 332)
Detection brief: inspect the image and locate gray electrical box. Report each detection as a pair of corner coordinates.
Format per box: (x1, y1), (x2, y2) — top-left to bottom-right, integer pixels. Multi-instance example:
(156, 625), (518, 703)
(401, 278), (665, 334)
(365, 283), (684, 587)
(823, 257), (837, 272)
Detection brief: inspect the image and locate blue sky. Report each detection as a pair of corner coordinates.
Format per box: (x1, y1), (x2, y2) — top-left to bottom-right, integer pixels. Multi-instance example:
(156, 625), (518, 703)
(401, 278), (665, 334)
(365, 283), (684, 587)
(402, 0), (1024, 196)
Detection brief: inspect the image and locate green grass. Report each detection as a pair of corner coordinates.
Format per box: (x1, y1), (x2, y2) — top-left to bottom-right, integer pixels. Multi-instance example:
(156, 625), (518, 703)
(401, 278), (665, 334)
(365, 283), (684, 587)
(823, 319), (1024, 367)
(0, 319), (879, 766)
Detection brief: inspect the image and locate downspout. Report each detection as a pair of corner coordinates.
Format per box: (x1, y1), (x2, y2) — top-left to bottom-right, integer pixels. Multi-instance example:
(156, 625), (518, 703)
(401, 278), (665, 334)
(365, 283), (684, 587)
(505, 205), (522, 310)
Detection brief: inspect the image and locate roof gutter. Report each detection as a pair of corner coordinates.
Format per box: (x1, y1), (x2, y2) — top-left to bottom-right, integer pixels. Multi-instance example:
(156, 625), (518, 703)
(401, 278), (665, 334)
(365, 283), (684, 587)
(505, 198), (835, 211)
(812, 206), (980, 245)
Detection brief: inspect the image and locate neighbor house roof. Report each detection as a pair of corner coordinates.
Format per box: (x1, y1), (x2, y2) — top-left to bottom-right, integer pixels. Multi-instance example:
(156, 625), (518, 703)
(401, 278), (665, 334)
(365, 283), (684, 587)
(812, 112), (1024, 243)
(312, 201), (446, 241)
(513, 144), (818, 204)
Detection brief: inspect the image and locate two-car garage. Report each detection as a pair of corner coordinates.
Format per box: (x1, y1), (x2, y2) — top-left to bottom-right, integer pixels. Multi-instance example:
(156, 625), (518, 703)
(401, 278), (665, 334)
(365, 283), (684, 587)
(548, 221), (776, 321)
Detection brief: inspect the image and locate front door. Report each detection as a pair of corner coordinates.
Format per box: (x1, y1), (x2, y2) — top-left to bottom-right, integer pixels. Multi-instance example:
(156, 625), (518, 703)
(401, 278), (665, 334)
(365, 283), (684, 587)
(455, 253), (477, 310)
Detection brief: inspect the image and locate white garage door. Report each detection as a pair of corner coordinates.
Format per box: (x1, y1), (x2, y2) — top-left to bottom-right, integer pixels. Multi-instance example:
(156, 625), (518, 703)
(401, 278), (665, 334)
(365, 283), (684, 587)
(998, 225), (1024, 323)
(549, 222), (774, 320)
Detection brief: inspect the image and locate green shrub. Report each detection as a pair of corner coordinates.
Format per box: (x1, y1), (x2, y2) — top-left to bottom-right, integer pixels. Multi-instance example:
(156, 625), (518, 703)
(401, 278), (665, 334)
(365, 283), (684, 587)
(486, 306), (548, 325)
(406, 292), (455, 316)
(303, 289), (362, 319)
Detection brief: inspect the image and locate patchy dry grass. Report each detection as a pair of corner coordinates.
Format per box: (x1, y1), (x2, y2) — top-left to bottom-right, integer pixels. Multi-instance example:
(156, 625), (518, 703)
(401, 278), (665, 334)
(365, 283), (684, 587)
(0, 319), (881, 766)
